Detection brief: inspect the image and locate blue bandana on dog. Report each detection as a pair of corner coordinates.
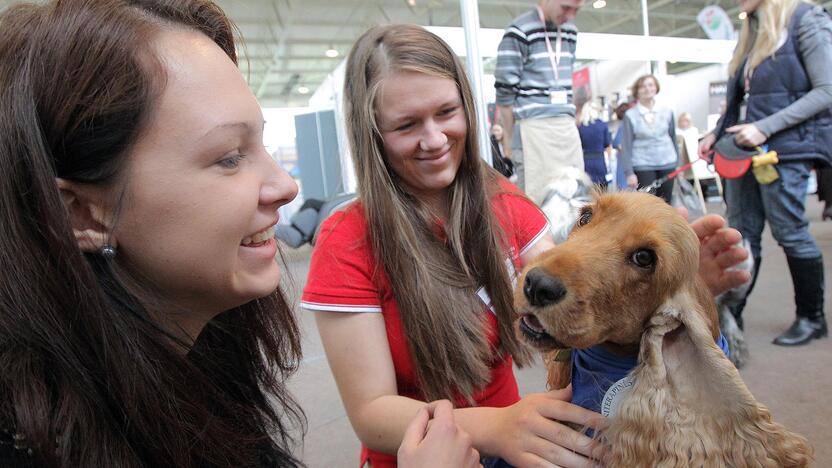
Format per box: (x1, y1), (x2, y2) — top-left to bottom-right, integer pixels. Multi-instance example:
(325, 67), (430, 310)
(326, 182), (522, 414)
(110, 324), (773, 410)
(571, 334), (730, 415)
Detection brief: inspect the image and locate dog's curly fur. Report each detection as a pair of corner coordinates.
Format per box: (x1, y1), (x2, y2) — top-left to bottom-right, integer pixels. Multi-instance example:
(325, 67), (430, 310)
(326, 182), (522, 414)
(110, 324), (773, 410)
(516, 192), (811, 467)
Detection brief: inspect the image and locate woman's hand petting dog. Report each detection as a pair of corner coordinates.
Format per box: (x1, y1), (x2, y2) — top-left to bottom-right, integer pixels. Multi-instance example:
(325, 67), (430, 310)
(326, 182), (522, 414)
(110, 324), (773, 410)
(490, 386), (604, 468)
(398, 400), (481, 468)
(680, 208), (751, 296)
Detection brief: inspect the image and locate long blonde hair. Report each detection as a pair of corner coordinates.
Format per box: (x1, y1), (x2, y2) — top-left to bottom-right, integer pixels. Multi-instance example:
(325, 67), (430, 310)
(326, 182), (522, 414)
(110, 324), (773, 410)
(343, 24), (531, 402)
(580, 101), (602, 126)
(729, 0), (802, 77)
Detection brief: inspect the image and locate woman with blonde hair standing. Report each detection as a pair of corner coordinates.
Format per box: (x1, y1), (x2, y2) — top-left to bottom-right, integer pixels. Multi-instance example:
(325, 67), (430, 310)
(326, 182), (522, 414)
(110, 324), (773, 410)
(699, 0), (832, 346)
(303, 24), (750, 468)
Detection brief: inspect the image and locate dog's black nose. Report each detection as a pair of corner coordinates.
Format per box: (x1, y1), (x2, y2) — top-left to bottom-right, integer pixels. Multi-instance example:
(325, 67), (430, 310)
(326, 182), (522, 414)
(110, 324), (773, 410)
(523, 267), (567, 307)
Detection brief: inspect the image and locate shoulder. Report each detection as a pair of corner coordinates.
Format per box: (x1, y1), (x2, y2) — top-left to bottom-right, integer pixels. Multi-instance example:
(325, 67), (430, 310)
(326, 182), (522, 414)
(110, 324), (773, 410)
(310, 201), (373, 266)
(316, 201), (366, 243)
(491, 178), (543, 221)
(561, 21), (579, 35)
(798, 4), (832, 36)
(505, 9), (541, 37)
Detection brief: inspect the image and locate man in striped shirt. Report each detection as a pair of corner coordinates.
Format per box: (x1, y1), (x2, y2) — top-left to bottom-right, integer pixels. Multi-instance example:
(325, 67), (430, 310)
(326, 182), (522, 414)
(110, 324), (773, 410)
(496, 0), (585, 204)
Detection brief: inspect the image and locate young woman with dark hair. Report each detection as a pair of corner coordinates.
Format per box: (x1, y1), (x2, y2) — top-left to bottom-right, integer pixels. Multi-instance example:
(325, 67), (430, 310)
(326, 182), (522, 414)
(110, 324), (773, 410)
(0, 1), (304, 466)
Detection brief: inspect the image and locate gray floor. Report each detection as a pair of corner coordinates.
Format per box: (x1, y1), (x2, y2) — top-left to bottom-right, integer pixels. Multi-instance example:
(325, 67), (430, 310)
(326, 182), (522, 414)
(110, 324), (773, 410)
(283, 198), (832, 467)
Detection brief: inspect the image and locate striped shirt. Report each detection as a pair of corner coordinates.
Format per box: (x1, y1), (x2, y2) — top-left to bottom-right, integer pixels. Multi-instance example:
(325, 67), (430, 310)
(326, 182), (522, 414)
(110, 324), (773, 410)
(495, 8), (578, 120)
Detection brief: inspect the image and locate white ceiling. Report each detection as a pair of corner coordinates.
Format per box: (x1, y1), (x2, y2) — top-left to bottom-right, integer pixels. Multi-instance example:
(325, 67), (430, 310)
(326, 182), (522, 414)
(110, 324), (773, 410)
(4, 0), (831, 107)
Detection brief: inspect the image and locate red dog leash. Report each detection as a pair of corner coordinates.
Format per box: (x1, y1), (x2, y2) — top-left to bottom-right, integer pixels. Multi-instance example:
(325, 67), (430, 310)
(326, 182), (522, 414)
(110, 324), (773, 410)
(639, 158), (702, 194)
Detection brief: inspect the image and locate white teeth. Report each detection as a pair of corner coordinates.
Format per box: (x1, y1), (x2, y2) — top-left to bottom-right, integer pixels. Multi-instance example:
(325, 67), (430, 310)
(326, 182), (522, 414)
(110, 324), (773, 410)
(241, 226), (275, 246)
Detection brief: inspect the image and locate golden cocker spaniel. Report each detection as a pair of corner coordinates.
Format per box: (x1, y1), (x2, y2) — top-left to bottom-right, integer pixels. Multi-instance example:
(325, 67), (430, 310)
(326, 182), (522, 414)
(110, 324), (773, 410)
(516, 191), (811, 468)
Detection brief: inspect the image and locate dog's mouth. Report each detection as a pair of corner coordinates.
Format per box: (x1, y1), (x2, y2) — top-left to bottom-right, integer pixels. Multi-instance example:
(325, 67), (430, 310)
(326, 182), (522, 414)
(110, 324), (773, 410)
(518, 314), (567, 349)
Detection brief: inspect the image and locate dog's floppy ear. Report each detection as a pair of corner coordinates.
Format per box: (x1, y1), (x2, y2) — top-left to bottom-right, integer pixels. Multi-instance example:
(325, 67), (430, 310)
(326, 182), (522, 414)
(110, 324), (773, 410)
(601, 282), (813, 467)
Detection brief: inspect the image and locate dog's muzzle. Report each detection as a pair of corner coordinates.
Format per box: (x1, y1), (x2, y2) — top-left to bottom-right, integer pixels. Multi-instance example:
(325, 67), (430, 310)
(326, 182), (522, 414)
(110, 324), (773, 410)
(523, 267), (567, 307)
(519, 267), (569, 348)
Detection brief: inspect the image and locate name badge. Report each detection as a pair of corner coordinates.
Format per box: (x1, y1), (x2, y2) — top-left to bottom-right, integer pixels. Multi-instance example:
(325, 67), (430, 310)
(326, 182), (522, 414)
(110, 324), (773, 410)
(550, 90), (568, 105)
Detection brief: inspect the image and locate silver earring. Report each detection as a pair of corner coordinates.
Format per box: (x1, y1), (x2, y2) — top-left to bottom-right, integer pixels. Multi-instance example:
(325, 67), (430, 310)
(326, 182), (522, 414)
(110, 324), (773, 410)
(100, 244), (117, 259)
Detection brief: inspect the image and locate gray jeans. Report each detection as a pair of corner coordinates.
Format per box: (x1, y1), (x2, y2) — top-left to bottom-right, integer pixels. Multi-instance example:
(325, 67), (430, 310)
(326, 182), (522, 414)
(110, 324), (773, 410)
(725, 161), (821, 259)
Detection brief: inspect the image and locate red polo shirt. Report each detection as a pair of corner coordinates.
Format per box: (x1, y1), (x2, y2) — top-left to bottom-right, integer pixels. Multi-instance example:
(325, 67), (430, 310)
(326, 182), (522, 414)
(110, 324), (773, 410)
(302, 180), (549, 467)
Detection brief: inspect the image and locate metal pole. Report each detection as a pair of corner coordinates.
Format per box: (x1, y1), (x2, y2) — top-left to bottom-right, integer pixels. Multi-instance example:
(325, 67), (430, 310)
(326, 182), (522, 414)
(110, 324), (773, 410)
(459, 0), (493, 165)
(641, 0), (658, 74)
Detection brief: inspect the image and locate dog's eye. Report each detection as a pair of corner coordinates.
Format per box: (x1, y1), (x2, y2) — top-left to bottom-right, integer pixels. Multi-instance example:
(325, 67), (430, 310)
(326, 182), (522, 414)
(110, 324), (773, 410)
(577, 208), (593, 226)
(631, 249), (656, 269)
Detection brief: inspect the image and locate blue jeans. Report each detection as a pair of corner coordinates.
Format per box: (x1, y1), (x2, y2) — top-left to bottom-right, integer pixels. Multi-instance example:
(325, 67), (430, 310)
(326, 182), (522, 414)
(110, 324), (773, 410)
(725, 161), (821, 259)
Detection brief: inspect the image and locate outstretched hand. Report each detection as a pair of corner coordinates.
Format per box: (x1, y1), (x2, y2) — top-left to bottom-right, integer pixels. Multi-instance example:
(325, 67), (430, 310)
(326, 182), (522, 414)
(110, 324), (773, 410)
(493, 385), (604, 468)
(398, 400), (481, 468)
(679, 209), (751, 296)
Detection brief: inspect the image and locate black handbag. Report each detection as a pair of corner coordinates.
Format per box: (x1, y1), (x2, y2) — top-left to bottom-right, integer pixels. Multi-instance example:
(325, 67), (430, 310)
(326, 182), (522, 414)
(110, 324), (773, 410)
(490, 136), (514, 178)
(493, 154), (514, 178)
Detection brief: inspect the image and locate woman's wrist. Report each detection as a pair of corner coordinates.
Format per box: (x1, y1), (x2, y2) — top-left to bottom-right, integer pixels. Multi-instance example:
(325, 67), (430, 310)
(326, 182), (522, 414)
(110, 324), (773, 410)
(453, 405), (504, 458)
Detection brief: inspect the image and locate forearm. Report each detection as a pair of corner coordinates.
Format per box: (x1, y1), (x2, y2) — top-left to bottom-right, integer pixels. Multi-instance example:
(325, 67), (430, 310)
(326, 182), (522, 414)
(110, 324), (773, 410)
(756, 7), (832, 137)
(353, 396), (508, 459)
(754, 85), (832, 137)
(669, 114), (680, 159)
(619, 120), (635, 176)
(350, 395), (428, 455)
(453, 406), (506, 457)
(499, 105), (515, 156)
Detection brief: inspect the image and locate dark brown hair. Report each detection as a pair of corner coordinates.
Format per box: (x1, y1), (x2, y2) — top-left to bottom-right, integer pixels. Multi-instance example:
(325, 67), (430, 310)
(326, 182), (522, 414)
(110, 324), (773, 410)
(631, 74), (661, 101)
(0, 1), (302, 466)
(342, 24), (532, 403)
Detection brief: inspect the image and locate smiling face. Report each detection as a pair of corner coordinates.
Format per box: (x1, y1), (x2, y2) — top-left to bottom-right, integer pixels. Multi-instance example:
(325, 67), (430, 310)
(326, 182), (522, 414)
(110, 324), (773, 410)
(111, 29), (297, 333)
(515, 192), (700, 351)
(637, 76), (659, 102)
(540, 0), (585, 25)
(376, 70), (467, 205)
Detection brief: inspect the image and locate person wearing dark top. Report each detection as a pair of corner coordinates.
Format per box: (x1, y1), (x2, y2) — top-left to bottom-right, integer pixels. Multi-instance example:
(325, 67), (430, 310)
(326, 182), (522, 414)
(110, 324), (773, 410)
(577, 102), (612, 189)
(699, 0), (832, 346)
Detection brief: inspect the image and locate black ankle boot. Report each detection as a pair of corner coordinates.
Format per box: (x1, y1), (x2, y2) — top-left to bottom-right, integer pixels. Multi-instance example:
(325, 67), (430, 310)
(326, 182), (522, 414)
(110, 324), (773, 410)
(773, 317), (828, 346)
(773, 256), (827, 346)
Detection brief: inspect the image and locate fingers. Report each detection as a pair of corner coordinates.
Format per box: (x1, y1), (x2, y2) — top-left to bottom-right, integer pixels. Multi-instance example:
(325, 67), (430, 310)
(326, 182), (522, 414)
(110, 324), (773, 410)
(525, 438), (596, 468)
(689, 214), (726, 241)
(699, 225), (743, 259)
(719, 269), (753, 291)
(725, 125), (741, 133)
(541, 390), (603, 432)
(544, 384), (573, 402)
(429, 399), (454, 423)
(400, 407), (430, 448)
(711, 241), (749, 271)
(674, 206), (689, 222)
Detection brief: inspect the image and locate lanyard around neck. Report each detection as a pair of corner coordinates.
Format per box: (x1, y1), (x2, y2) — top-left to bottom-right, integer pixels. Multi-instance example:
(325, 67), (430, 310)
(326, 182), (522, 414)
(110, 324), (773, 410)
(536, 6), (562, 82)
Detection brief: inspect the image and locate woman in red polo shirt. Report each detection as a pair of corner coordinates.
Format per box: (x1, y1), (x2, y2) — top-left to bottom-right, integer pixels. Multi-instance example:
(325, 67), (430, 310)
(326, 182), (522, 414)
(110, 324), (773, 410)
(303, 24), (749, 468)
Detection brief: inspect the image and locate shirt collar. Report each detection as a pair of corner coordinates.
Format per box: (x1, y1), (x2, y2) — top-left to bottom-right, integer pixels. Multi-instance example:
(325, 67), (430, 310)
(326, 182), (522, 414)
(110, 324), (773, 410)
(636, 103), (654, 115)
